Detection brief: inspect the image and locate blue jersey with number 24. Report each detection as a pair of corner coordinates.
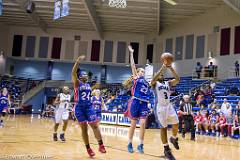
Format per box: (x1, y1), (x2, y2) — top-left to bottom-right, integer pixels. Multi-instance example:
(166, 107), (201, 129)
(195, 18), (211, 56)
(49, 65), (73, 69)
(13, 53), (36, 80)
(74, 81), (92, 106)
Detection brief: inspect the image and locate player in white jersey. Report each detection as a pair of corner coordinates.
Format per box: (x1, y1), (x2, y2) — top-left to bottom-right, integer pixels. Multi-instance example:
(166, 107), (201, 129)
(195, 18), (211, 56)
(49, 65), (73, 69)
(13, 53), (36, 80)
(151, 64), (180, 160)
(53, 86), (71, 142)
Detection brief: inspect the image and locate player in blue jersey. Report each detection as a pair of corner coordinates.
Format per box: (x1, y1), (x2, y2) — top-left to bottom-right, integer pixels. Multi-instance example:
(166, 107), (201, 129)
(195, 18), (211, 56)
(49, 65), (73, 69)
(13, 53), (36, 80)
(92, 89), (106, 121)
(72, 55), (106, 157)
(0, 88), (11, 127)
(123, 45), (151, 154)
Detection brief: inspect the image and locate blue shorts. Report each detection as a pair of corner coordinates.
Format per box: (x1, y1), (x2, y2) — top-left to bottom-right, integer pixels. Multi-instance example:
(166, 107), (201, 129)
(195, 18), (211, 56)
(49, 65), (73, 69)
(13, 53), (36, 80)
(124, 98), (149, 120)
(0, 105), (7, 113)
(95, 112), (102, 121)
(74, 104), (99, 124)
(0, 106), (4, 113)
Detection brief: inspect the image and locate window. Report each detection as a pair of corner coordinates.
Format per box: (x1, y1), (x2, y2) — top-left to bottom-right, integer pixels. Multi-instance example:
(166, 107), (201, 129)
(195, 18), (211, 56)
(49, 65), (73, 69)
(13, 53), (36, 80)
(91, 40), (101, 61)
(147, 44), (153, 63)
(51, 37), (62, 59)
(12, 35), (23, 57)
(220, 28), (231, 56)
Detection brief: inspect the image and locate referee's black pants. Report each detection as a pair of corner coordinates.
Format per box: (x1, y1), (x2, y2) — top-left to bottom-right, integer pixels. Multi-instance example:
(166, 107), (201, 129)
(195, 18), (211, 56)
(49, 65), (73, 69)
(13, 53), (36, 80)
(182, 115), (195, 138)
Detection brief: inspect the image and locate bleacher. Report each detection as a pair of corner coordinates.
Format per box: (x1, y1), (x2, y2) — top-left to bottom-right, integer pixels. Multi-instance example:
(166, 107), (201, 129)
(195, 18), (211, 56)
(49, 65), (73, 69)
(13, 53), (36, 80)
(0, 74), (43, 104)
(213, 78), (240, 96)
(105, 77), (208, 112)
(213, 78), (240, 112)
(173, 76), (208, 94)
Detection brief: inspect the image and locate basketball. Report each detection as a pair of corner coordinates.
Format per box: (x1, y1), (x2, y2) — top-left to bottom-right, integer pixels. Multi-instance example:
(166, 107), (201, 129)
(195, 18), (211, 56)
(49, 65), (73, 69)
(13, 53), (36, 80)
(161, 52), (174, 66)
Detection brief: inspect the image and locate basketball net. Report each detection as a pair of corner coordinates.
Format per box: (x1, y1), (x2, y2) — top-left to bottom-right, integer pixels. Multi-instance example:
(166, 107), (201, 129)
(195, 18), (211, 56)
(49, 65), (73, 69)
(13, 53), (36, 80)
(108, 0), (127, 8)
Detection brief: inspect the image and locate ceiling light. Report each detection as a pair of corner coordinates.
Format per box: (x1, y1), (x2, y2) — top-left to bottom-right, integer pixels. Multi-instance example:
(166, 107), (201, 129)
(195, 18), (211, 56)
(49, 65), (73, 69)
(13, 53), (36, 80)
(163, 0), (177, 5)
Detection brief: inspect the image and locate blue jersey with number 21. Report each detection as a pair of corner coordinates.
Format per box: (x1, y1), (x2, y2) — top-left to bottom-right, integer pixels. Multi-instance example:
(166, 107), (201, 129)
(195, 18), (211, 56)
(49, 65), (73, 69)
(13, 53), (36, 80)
(74, 81), (92, 106)
(131, 76), (150, 101)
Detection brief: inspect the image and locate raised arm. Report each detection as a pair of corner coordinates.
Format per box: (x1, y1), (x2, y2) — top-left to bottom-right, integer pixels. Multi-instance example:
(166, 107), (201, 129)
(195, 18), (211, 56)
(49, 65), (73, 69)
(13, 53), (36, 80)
(168, 66), (180, 87)
(101, 97), (107, 111)
(123, 75), (134, 89)
(72, 55), (85, 86)
(128, 45), (137, 76)
(151, 64), (167, 87)
(91, 83), (100, 90)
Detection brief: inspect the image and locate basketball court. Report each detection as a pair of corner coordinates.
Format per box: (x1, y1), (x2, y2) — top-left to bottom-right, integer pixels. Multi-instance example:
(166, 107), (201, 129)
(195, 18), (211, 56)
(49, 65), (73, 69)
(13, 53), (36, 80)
(1, 0), (240, 160)
(0, 115), (239, 160)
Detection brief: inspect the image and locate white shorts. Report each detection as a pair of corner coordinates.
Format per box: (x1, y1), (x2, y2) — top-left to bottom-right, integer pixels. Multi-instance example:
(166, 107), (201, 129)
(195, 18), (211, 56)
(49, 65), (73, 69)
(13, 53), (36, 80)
(156, 103), (179, 128)
(55, 107), (69, 123)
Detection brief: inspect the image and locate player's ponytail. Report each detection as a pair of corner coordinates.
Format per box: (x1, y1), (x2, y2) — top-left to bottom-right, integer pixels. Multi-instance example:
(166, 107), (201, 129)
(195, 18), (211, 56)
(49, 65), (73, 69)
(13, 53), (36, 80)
(123, 76), (133, 89)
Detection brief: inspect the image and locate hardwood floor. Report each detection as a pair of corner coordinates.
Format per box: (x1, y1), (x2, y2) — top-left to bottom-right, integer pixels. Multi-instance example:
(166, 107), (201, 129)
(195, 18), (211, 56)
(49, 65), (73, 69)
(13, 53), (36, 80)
(0, 115), (239, 160)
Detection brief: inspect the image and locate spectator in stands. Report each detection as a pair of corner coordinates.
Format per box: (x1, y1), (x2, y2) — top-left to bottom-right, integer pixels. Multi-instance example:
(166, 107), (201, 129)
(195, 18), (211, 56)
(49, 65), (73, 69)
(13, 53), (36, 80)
(203, 85), (212, 96)
(170, 89), (179, 96)
(232, 103), (240, 136)
(227, 85), (239, 96)
(194, 111), (203, 134)
(68, 103), (76, 121)
(219, 112), (227, 137)
(195, 62), (203, 79)
(40, 103), (45, 116)
(220, 99), (232, 116)
(0, 88), (11, 127)
(208, 62), (215, 78)
(194, 88), (205, 101)
(226, 111), (234, 137)
(232, 114), (239, 138)
(119, 88), (125, 96)
(41, 104), (54, 117)
(196, 95), (207, 108)
(209, 109), (219, 136)
(92, 76), (98, 84)
(32, 81), (36, 88)
(105, 94), (115, 105)
(210, 81), (216, 89)
(208, 99), (220, 110)
(236, 101), (240, 118)
(235, 61), (239, 77)
(200, 106), (210, 135)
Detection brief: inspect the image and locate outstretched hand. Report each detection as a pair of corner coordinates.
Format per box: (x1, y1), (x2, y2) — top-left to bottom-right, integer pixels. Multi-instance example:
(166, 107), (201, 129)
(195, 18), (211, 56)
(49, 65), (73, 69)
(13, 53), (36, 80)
(128, 45), (134, 53)
(77, 55), (85, 62)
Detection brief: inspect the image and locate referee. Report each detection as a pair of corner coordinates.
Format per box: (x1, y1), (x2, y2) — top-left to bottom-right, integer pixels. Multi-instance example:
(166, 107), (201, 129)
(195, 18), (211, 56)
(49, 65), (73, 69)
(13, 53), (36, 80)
(180, 95), (195, 141)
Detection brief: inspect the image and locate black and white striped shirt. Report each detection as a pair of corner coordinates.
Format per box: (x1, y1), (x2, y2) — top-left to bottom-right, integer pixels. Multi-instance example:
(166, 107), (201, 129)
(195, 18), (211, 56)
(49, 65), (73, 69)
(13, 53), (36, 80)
(180, 102), (193, 115)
